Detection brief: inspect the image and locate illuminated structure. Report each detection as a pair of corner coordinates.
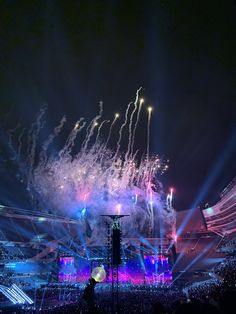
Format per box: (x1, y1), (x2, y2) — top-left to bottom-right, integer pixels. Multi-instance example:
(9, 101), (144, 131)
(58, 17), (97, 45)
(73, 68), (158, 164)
(102, 214), (128, 313)
(202, 177), (236, 235)
(0, 284), (33, 305)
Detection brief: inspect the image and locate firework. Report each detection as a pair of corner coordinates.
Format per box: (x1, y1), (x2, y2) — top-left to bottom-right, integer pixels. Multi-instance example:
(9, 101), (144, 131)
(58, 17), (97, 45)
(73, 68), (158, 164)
(14, 90), (176, 242)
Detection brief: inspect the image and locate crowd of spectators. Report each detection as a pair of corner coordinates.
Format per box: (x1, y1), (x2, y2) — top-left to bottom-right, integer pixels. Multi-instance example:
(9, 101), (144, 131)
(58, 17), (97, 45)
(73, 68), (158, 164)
(2, 284), (235, 314)
(217, 233), (236, 253)
(1, 248), (236, 313)
(22, 256), (236, 312)
(0, 272), (13, 286)
(214, 255), (236, 287)
(0, 245), (26, 262)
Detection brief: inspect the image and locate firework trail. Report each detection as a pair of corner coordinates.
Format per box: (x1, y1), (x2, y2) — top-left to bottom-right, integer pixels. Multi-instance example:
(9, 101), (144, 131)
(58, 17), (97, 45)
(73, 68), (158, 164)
(147, 106), (152, 162)
(26, 106), (46, 189)
(17, 127), (26, 160)
(105, 114), (119, 148)
(58, 118), (86, 160)
(131, 97), (144, 156)
(95, 119), (110, 144)
(40, 116), (67, 164)
(82, 101), (103, 151)
(7, 123), (22, 161)
(114, 101), (133, 160)
(124, 87), (142, 162)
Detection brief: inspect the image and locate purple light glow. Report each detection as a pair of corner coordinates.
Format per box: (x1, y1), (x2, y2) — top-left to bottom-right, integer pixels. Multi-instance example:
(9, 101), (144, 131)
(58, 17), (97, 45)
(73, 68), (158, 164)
(58, 255), (172, 285)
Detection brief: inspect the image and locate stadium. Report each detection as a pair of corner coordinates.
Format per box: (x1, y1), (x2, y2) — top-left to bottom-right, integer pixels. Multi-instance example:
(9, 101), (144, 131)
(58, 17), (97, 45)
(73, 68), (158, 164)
(0, 92), (235, 313)
(0, 178), (236, 313)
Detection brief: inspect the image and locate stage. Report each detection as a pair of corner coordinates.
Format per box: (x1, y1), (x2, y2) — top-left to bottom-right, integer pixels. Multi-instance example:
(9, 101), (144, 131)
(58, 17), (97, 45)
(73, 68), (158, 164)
(58, 253), (173, 285)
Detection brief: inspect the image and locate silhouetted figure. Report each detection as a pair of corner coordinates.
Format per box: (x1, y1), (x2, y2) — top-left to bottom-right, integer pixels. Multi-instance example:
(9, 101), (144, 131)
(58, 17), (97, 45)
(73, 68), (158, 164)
(171, 243), (177, 263)
(152, 301), (166, 313)
(219, 289), (236, 314)
(80, 277), (98, 312)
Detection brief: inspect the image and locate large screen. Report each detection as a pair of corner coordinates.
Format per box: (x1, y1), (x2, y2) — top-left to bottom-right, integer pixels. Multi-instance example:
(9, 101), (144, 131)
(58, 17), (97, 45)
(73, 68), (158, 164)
(58, 257), (77, 282)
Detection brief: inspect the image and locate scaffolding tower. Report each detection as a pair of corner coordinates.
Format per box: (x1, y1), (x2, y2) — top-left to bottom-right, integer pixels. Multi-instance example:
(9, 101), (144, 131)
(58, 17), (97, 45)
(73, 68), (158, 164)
(101, 214), (129, 314)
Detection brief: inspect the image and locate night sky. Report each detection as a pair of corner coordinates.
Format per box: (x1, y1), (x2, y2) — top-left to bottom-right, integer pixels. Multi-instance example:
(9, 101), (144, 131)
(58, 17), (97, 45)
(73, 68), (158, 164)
(0, 0), (236, 211)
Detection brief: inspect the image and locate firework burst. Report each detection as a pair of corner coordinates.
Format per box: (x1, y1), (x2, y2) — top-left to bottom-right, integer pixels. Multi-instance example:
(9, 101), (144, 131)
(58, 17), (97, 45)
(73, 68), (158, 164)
(12, 90), (175, 241)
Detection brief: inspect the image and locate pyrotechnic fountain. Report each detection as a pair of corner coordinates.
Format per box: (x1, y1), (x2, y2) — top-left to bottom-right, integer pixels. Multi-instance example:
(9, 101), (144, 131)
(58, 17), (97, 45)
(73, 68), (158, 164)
(14, 89), (176, 244)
